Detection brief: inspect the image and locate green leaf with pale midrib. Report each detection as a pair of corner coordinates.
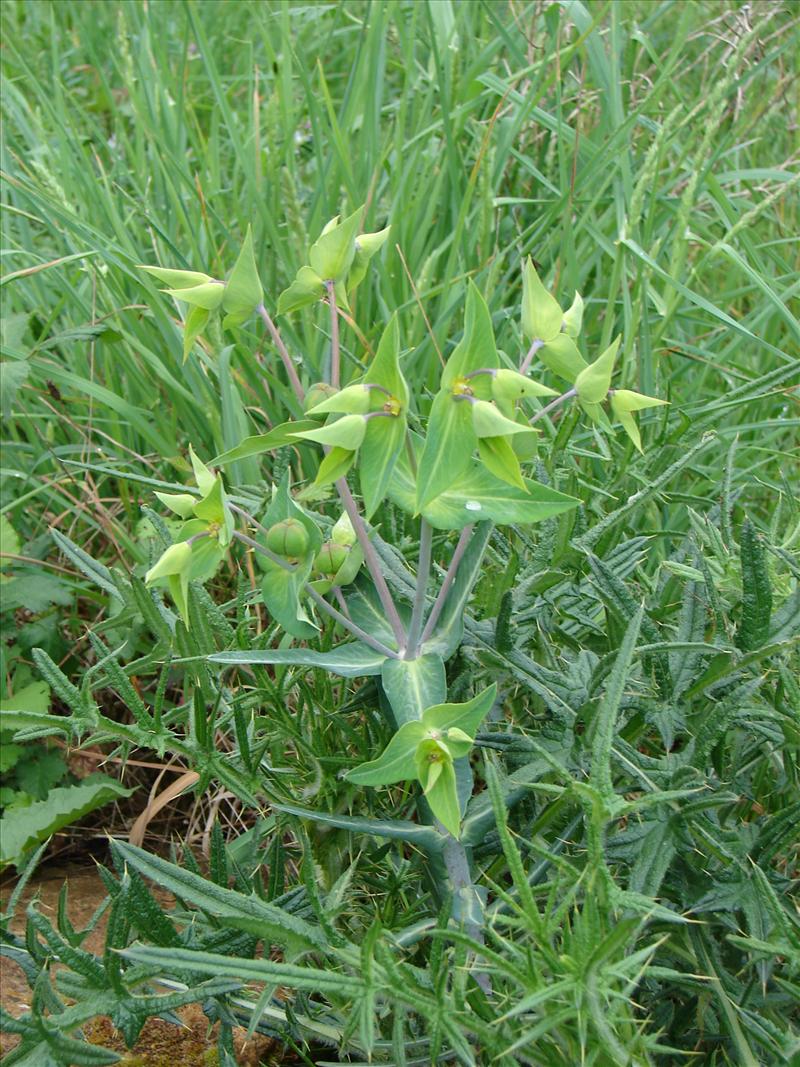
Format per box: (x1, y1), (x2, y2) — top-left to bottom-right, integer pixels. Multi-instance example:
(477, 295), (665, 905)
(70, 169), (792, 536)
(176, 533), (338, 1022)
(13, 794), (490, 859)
(209, 642), (386, 677)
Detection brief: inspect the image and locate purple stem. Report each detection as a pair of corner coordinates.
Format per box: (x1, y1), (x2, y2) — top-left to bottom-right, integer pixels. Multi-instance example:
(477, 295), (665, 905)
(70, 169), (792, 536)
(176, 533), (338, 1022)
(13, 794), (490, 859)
(529, 387), (577, 426)
(519, 338), (544, 375)
(256, 303), (305, 404)
(326, 280), (341, 389)
(233, 529), (399, 659)
(336, 478), (407, 652)
(419, 524), (474, 647)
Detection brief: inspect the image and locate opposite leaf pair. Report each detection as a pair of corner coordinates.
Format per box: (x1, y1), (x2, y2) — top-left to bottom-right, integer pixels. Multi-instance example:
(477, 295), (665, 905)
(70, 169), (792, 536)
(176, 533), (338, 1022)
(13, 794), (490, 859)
(145, 450), (232, 624)
(522, 258), (667, 451)
(416, 285), (557, 508)
(277, 207), (390, 314)
(345, 684), (497, 837)
(290, 315), (409, 518)
(141, 228), (262, 359)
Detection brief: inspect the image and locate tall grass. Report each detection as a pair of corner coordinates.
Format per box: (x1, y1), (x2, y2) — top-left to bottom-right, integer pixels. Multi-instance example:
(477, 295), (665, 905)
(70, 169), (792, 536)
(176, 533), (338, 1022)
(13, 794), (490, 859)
(2, 1), (797, 534)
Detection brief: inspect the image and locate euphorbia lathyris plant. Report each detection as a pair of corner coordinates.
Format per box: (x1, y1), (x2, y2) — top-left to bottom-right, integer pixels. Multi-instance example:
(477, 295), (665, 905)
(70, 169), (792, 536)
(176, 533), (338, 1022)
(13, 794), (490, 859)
(137, 205), (666, 930)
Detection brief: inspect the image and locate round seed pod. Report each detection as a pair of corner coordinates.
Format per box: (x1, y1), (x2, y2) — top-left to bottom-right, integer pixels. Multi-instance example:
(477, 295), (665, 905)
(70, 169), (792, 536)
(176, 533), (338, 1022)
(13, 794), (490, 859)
(266, 518), (310, 558)
(313, 541), (349, 576)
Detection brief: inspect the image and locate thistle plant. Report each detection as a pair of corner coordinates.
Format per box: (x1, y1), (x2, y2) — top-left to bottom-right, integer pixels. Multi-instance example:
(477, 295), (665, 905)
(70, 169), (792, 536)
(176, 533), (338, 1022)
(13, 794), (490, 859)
(137, 205), (667, 932)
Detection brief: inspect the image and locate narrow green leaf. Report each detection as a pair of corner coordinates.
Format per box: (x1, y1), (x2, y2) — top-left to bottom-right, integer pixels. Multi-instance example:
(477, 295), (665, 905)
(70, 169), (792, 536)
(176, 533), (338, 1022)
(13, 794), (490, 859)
(273, 802), (442, 850)
(209, 420), (318, 465)
(210, 642), (386, 678)
(591, 603), (644, 799)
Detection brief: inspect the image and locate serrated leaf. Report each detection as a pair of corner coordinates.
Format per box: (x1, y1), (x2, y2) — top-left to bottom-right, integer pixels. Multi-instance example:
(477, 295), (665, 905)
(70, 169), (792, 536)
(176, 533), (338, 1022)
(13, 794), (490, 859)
(273, 801), (441, 849)
(112, 841), (326, 953)
(15, 748), (66, 800)
(0, 777), (133, 867)
(591, 603), (644, 799)
(1, 573), (73, 613)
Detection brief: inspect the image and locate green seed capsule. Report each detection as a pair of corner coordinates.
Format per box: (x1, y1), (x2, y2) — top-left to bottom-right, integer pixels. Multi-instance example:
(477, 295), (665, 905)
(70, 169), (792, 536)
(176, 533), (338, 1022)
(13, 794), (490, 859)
(314, 541), (349, 576)
(266, 519), (310, 558)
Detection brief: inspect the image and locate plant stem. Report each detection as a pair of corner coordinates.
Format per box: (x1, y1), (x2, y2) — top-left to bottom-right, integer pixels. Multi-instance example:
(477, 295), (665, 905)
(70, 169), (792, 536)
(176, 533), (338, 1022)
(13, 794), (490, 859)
(335, 478), (407, 653)
(326, 280), (340, 389)
(228, 501), (268, 532)
(232, 530), (399, 659)
(519, 338), (544, 374)
(406, 518), (433, 658)
(256, 302), (305, 405)
(419, 524), (474, 647)
(529, 387), (577, 426)
(304, 586), (400, 659)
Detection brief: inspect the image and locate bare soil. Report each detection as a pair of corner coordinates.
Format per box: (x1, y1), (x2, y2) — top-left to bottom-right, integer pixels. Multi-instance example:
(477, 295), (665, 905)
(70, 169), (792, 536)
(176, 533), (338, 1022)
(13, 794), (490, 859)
(0, 862), (287, 1065)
